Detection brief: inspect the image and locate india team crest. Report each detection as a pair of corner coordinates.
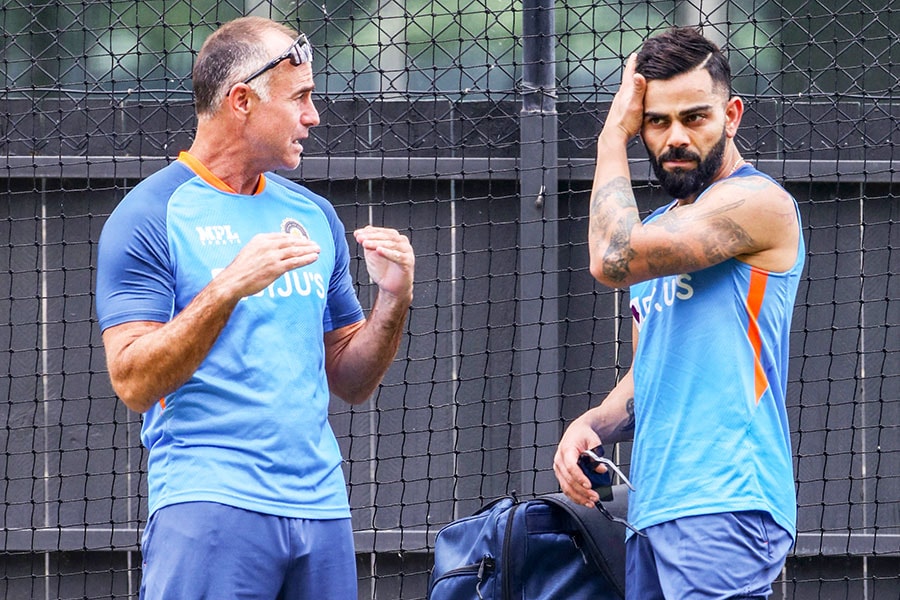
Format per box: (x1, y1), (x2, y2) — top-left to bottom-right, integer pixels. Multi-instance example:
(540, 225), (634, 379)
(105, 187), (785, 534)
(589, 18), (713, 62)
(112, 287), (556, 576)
(281, 218), (309, 240)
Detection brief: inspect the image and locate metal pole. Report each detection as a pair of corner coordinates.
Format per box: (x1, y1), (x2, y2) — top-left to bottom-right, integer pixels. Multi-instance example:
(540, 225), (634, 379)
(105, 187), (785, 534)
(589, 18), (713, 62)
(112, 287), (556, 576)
(512, 0), (560, 498)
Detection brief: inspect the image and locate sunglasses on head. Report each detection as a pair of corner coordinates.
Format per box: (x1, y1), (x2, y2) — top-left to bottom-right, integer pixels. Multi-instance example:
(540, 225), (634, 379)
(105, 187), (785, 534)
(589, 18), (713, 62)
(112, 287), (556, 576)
(234, 33), (312, 90)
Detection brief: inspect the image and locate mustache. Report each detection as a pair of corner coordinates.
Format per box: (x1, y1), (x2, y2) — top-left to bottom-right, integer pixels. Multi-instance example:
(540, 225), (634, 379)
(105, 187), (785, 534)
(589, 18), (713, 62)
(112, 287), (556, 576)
(657, 147), (701, 163)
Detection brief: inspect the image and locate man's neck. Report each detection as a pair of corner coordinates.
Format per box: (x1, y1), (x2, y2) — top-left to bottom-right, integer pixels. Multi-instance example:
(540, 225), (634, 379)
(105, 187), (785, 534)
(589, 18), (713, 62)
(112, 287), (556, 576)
(188, 120), (263, 195)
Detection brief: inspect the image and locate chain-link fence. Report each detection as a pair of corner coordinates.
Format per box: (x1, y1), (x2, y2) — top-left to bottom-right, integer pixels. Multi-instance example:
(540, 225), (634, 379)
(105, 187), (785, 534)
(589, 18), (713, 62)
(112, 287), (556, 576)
(2, 1), (898, 598)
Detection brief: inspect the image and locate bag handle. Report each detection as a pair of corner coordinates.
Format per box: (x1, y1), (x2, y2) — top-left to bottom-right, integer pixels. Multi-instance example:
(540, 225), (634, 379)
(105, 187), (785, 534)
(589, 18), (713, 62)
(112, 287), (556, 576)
(538, 490), (628, 598)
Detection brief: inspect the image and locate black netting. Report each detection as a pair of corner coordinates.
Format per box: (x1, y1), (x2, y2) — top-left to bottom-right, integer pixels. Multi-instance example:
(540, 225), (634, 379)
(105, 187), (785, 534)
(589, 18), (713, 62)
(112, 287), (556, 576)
(2, 1), (897, 598)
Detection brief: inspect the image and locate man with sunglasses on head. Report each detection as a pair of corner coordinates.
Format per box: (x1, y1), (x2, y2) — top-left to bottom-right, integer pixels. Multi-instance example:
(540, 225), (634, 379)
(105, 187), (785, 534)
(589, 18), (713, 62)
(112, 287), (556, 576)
(95, 16), (414, 599)
(553, 27), (804, 599)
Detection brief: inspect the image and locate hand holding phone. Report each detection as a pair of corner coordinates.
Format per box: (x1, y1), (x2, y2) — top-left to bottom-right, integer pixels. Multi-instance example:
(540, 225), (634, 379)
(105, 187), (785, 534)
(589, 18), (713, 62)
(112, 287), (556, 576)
(577, 445), (645, 537)
(577, 446), (615, 502)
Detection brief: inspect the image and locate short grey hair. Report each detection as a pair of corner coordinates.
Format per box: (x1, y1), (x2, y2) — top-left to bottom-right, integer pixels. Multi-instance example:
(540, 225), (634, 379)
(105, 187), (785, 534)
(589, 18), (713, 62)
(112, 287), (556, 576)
(192, 16), (298, 117)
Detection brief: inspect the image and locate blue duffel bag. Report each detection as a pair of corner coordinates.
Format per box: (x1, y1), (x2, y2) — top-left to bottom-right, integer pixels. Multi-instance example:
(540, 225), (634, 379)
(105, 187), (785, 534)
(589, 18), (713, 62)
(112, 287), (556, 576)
(427, 487), (628, 600)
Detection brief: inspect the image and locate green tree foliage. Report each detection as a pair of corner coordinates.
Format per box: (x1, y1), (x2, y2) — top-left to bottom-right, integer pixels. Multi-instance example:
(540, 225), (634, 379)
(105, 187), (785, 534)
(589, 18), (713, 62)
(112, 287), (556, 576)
(2, 0), (891, 100)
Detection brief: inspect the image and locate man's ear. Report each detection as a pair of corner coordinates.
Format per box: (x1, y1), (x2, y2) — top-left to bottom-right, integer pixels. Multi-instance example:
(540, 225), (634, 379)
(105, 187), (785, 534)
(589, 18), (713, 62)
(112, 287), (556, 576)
(725, 95), (744, 138)
(224, 83), (254, 118)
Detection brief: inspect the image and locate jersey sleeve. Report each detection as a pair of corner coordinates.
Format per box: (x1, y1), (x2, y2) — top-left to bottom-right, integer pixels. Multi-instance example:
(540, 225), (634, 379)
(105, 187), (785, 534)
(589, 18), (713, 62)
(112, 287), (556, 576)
(323, 219), (365, 331)
(95, 165), (191, 331)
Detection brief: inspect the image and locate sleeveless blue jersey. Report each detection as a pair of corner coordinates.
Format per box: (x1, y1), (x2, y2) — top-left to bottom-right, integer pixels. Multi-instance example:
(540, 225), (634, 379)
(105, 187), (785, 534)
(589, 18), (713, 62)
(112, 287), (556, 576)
(95, 153), (364, 519)
(627, 165), (804, 537)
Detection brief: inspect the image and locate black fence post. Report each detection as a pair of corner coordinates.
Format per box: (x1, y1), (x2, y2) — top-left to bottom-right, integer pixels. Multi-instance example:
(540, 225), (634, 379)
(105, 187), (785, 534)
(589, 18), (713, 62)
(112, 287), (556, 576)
(514, 0), (561, 497)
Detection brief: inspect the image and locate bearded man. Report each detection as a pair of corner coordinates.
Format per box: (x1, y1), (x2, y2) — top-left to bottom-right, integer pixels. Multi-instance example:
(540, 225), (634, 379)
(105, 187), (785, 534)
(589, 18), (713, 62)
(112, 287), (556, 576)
(554, 27), (805, 600)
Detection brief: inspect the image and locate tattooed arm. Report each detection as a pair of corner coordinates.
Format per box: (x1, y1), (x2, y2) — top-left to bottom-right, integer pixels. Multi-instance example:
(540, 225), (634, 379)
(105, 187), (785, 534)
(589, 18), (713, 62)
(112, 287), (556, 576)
(552, 369), (636, 507)
(553, 324), (639, 507)
(589, 173), (796, 287)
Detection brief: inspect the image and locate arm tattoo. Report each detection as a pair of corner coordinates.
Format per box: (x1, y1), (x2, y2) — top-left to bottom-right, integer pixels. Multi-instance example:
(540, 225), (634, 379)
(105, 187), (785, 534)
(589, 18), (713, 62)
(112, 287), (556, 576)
(603, 216), (639, 282)
(590, 177), (640, 283)
(645, 198), (753, 273)
(620, 397), (635, 433)
(653, 198), (746, 232)
(700, 215), (754, 263)
(590, 177), (635, 228)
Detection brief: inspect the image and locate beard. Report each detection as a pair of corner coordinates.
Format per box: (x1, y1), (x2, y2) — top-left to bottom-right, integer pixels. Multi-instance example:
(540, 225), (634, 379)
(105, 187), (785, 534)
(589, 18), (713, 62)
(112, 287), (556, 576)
(646, 131), (727, 199)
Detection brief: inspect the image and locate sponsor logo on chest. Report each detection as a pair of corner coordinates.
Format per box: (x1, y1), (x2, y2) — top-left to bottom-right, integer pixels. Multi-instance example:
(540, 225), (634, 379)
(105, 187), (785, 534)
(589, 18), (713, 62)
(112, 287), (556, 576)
(630, 273), (695, 330)
(196, 225), (242, 245)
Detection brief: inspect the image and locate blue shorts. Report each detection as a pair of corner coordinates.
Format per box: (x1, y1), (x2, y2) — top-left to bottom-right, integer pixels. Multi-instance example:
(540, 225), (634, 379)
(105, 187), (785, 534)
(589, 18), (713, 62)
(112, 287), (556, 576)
(140, 502), (357, 600)
(625, 511), (793, 600)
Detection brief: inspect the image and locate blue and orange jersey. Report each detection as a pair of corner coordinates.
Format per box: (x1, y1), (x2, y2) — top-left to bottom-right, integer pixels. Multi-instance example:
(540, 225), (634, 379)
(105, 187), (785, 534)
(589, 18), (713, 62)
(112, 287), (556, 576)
(627, 164), (805, 537)
(95, 152), (364, 519)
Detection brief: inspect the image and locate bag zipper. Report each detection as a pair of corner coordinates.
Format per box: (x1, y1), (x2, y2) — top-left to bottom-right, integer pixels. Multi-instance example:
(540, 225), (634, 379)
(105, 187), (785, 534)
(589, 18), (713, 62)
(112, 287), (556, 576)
(476, 555), (495, 599)
(502, 502), (520, 600)
(429, 555), (495, 599)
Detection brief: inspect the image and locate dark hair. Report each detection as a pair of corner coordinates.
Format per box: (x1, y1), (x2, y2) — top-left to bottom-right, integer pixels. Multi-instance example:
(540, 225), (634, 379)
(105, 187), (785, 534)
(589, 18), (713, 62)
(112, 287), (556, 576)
(192, 17), (297, 117)
(635, 27), (732, 98)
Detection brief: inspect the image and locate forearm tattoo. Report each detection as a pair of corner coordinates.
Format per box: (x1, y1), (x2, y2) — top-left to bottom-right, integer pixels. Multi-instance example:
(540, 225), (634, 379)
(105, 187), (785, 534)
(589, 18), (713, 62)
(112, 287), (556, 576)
(621, 397), (635, 433)
(591, 178), (757, 281)
(590, 177), (640, 283)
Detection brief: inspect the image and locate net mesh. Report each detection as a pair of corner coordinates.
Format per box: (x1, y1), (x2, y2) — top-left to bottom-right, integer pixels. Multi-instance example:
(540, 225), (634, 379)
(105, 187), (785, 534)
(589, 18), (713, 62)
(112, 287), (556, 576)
(1, 0), (897, 598)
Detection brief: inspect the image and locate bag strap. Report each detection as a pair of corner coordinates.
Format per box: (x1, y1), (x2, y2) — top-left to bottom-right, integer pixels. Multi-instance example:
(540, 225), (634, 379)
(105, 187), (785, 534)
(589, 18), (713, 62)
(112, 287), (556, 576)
(539, 488), (629, 598)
